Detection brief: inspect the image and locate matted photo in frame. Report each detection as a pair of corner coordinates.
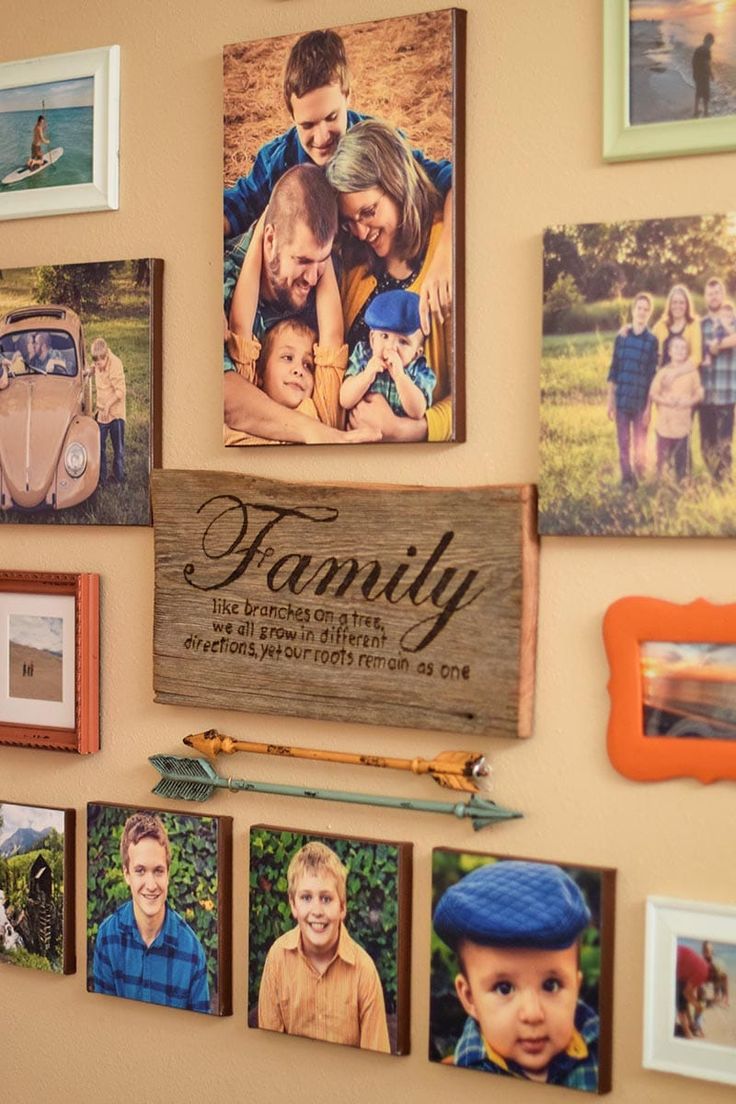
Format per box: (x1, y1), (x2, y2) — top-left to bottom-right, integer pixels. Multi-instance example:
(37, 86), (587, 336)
(0, 801), (75, 973)
(0, 45), (119, 221)
(86, 802), (232, 1016)
(604, 595), (736, 782)
(644, 896), (736, 1086)
(223, 8), (465, 447)
(541, 211), (736, 537)
(249, 825), (412, 1054)
(0, 258), (162, 526)
(430, 849), (616, 1094)
(0, 570), (98, 753)
(604, 1), (736, 161)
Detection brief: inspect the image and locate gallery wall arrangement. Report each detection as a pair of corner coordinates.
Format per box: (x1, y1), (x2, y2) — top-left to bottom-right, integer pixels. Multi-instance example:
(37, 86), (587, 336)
(3, 2), (736, 1103)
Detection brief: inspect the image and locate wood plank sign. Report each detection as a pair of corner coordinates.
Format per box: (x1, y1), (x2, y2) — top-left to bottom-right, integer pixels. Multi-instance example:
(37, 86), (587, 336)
(152, 471), (539, 737)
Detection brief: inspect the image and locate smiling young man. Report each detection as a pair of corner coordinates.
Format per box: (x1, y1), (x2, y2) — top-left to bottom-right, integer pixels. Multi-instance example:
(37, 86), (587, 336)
(91, 812), (210, 1013)
(257, 841), (390, 1051)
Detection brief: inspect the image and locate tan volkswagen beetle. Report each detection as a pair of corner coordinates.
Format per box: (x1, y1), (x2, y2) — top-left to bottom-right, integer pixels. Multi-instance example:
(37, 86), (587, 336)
(0, 306), (100, 511)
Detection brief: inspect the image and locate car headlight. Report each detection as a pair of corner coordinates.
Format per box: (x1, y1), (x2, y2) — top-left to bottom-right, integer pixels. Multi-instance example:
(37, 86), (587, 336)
(64, 441), (87, 478)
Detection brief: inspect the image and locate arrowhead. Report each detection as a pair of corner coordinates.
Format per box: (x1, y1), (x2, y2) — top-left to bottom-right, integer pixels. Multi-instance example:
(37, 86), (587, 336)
(466, 795), (523, 831)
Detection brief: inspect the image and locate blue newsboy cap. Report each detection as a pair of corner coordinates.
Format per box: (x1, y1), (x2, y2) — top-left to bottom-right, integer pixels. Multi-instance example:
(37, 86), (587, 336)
(433, 860), (591, 951)
(364, 289), (422, 335)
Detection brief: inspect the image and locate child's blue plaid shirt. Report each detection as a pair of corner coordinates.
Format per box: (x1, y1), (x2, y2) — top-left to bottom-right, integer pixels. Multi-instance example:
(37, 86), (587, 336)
(345, 340), (436, 416)
(92, 900), (210, 1013)
(453, 1000), (600, 1093)
(701, 316), (736, 405)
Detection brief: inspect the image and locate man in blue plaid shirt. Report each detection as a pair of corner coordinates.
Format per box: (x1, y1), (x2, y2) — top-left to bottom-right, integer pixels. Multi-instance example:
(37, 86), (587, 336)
(607, 293), (658, 486)
(92, 813), (210, 1013)
(699, 277), (736, 482)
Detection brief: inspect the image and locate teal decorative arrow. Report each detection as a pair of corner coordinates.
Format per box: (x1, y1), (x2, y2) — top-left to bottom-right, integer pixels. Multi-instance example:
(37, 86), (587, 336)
(149, 754), (522, 832)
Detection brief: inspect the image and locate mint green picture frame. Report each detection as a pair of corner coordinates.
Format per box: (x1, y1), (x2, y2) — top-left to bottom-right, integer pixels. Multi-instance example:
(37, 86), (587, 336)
(603, 0), (736, 162)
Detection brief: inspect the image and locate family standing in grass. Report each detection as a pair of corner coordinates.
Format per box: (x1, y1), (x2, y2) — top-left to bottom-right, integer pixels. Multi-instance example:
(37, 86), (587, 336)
(607, 278), (736, 487)
(222, 28), (453, 446)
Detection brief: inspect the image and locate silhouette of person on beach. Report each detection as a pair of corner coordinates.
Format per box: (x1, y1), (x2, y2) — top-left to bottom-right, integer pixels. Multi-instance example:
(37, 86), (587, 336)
(692, 33), (715, 118)
(27, 115), (49, 170)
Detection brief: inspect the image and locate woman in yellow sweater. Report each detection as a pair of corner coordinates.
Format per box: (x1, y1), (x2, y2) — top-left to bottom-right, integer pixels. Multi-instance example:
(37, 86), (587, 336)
(652, 284), (702, 368)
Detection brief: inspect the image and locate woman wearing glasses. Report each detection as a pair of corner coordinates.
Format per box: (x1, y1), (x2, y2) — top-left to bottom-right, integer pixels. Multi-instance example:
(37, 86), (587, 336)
(327, 119), (453, 442)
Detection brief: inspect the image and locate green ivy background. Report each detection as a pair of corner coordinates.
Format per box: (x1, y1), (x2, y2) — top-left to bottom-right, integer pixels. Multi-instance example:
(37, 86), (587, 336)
(429, 850), (604, 1062)
(86, 804), (222, 1009)
(249, 828), (402, 1023)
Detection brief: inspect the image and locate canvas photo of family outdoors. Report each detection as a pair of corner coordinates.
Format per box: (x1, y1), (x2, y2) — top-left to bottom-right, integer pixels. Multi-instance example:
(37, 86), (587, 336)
(0, 259), (161, 526)
(223, 9), (464, 447)
(86, 803), (232, 1016)
(429, 850), (616, 1094)
(248, 826), (412, 1054)
(540, 211), (736, 537)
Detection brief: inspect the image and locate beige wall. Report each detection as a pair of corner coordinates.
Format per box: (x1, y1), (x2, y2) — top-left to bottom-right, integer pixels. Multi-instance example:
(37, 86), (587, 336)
(2, 1), (734, 1101)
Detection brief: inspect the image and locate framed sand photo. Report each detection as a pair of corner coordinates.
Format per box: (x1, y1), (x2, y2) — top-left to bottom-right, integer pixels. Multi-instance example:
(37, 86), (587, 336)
(0, 570), (99, 753)
(430, 849), (616, 1094)
(541, 211), (736, 537)
(249, 825), (412, 1054)
(604, 1), (736, 161)
(222, 9), (465, 447)
(0, 45), (119, 220)
(604, 596), (736, 782)
(644, 896), (736, 1086)
(87, 802), (232, 1016)
(0, 801), (75, 973)
(0, 259), (162, 526)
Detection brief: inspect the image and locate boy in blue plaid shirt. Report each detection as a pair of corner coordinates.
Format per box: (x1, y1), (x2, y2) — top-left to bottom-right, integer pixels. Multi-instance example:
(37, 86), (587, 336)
(340, 290), (436, 419)
(92, 813), (210, 1013)
(433, 861), (600, 1093)
(607, 292), (658, 486)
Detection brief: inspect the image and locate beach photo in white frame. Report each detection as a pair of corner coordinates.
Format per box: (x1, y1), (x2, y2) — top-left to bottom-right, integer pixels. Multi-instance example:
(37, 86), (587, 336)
(644, 896), (736, 1086)
(0, 45), (119, 221)
(604, 0), (736, 162)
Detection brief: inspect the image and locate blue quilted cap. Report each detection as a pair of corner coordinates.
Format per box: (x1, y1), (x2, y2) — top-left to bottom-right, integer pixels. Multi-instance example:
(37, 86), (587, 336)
(364, 289), (422, 335)
(434, 861), (591, 951)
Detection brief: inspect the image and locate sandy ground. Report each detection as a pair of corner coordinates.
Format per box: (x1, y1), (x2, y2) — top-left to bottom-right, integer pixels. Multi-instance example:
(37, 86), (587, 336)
(224, 11), (455, 186)
(629, 21), (694, 124)
(699, 999), (736, 1049)
(8, 643), (62, 702)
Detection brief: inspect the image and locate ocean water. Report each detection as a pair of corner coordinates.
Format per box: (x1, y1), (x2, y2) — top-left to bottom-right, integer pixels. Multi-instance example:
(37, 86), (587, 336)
(633, 1), (736, 116)
(0, 106), (93, 191)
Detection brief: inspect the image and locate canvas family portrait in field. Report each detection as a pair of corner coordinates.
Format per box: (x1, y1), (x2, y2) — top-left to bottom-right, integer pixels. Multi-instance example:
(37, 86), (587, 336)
(541, 212), (736, 536)
(249, 826), (411, 1054)
(429, 850), (615, 1094)
(223, 9), (462, 447)
(0, 76), (93, 193)
(87, 803), (231, 1015)
(0, 259), (161, 525)
(629, 0), (736, 125)
(0, 801), (73, 973)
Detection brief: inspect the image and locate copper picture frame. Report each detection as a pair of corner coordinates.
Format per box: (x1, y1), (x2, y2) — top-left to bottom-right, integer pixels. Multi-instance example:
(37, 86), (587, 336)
(0, 570), (99, 753)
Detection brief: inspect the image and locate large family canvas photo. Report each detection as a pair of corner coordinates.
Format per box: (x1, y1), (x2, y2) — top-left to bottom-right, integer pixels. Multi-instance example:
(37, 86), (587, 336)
(541, 211), (736, 536)
(223, 9), (464, 447)
(249, 825), (412, 1054)
(430, 849), (616, 1094)
(86, 802), (232, 1016)
(0, 801), (75, 973)
(0, 259), (162, 526)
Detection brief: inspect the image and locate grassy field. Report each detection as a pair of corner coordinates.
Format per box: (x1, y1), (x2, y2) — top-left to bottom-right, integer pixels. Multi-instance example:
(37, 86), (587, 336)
(540, 330), (736, 537)
(0, 263), (153, 526)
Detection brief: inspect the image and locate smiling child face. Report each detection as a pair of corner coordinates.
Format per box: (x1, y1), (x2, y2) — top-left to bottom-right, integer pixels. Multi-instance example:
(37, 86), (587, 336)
(290, 82), (349, 167)
(455, 941), (581, 1081)
(124, 836), (169, 927)
(290, 870), (346, 961)
(261, 326), (315, 409)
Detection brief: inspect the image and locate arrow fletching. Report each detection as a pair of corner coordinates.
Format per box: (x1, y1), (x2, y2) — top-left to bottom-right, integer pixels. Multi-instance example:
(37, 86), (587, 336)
(149, 754), (220, 802)
(428, 751), (492, 793)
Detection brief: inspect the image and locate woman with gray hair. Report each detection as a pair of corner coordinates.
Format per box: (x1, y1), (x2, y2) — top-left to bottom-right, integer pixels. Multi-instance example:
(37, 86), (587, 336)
(326, 119), (453, 442)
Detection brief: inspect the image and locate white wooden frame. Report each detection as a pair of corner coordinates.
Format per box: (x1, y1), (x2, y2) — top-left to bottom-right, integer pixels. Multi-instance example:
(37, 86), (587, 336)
(644, 896), (736, 1086)
(0, 45), (119, 221)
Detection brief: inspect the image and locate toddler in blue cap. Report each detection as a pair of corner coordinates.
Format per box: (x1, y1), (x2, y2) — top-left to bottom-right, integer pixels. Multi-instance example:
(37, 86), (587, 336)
(433, 860), (600, 1093)
(340, 289), (436, 419)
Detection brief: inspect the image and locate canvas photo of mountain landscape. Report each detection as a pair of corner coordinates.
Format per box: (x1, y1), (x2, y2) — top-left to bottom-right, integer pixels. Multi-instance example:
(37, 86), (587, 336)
(0, 801), (75, 973)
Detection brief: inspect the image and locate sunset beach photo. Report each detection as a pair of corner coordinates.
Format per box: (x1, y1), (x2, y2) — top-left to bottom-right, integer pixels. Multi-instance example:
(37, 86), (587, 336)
(630, 0), (736, 124)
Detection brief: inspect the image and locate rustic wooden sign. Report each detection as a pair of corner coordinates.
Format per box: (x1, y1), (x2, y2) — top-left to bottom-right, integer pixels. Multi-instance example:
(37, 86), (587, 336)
(152, 471), (538, 737)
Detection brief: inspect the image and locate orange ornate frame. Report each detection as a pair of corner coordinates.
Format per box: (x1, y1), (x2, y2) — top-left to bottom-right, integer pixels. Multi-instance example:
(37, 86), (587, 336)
(603, 596), (736, 784)
(0, 570), (99, 753)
